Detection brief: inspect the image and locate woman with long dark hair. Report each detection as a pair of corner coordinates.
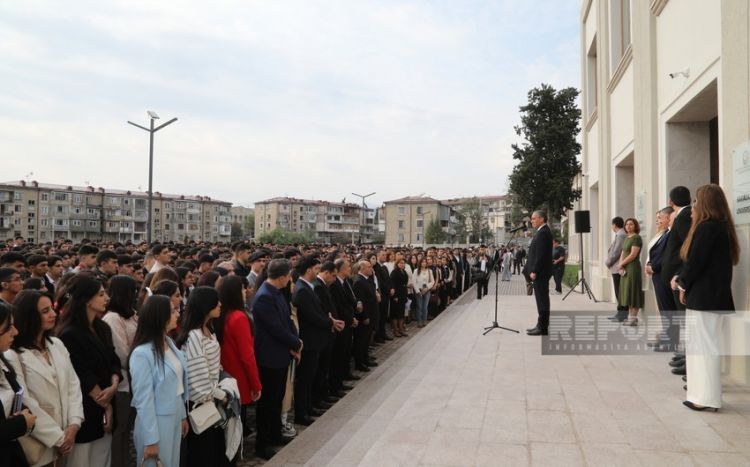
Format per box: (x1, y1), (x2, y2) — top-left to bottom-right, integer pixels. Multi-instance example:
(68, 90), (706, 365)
(216, 276), (261, 439)
(677, 184), (740, 412)
(0, 301), (36, 467)
(129, 295), (188, 467)
(6, 290), (84, 467)
(55, 273), (121, 467)
(101, 275), (139, 467)
(389, 259), (409, 337)
(176, 287), (231, 466)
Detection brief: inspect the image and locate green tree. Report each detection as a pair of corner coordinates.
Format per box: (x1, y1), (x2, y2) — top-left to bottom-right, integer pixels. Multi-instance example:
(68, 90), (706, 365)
(458, 197), (490, 243)
(508, 84), (582, 220)
(244, 214), (255, 239)
(230, 222), (243, 241)
(258, 228), (315, 245)
(425, 218), (446, 244)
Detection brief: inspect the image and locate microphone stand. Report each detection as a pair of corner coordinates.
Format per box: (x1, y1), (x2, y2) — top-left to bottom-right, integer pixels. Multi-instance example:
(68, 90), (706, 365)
(483, 261), (520, 336)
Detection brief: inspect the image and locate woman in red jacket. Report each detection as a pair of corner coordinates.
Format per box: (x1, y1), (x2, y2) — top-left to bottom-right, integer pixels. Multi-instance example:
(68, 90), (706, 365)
(216, 275), (261, 435)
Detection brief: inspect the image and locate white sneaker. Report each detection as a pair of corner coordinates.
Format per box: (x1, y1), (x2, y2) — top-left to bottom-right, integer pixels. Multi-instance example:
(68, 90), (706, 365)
(282, 422), (297, 437)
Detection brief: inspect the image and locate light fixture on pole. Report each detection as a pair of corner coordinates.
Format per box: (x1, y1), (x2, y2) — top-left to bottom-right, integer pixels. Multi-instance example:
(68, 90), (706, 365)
(128, 111), (178, 243)
(351, 191), (375, 244)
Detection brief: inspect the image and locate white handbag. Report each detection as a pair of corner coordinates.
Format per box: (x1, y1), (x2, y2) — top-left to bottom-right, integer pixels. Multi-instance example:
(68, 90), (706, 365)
(188, 401), (222, 434)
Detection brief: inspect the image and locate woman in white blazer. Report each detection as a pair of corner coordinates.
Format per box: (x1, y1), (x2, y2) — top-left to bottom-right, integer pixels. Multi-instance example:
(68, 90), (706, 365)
(129, 295), (189, 467)
(5, 290), (84, 467)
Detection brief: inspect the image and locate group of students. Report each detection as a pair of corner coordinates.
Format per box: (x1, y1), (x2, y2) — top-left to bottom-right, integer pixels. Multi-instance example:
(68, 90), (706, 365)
(0, 237), (517, 466)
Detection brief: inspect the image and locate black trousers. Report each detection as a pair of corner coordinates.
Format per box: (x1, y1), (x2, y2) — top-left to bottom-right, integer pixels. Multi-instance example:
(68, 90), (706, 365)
(330, 327), (353, 388)
(611, 273), (629, 320)
(552, 266), (564, 293)
(256, 365), (288, 450)
(476, 275), (489, 299)
(533, 275), (551, 331)
(353, 321), (370, 367)
(513, 260), (521, 274)
(314, 336), (334, 399)
(664, 289), (687, 351)
(185, 405), (231, 467)
(376, 299), (389, 338)
(452, 275), (462, 299)
(294, 349), (321, 418)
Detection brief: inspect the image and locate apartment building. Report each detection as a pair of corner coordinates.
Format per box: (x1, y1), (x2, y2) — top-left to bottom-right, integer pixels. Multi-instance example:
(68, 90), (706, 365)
(382, 196), (455, 245)
(578, 0), (750, 382)
(442, 195), (512, 244)
(0, 180), (232, 243)
(254, 197), (365, 243)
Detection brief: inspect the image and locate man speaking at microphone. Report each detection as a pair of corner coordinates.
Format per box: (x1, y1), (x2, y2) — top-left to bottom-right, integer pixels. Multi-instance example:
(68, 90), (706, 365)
(524, 211), (553, 336)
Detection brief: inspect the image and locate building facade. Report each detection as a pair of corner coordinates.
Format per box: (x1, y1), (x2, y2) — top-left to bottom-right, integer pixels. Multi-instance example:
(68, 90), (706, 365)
(230, 206), (255, 239)
(578, 0), (750, 382)
(0, 180), (232, 243)
(383, 196), (455, 245)
(254, 197), (364, 243)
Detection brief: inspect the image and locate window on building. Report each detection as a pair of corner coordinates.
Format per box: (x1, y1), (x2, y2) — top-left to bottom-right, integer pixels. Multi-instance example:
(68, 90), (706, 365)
(416, 220), (423, 228)
(40, 206), (48, 215)
(416, 207), (423, 215)
(398, 206), (405, 215)
(609, 0), (631, 73)
(398, 220), (404, 229)
(416, 233), (422, 242)
(14, 205), (20, 212)
(73, 194), (82, 204)
(14, 192), (21, 201)
(27, 200), (35, 206)
(398, 233), (404, 242)
(41, 193), (48, 201)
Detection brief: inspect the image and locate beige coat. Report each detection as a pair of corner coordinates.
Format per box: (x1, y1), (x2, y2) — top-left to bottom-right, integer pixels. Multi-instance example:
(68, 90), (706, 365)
(5, 337), (85, 467)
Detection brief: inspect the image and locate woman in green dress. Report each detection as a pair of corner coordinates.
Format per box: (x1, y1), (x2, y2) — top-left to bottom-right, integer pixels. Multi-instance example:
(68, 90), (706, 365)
(618, 218), (644, 325)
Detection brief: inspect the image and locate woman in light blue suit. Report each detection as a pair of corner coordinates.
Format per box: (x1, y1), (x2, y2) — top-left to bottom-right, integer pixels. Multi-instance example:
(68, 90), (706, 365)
(129, 295), (189, 467)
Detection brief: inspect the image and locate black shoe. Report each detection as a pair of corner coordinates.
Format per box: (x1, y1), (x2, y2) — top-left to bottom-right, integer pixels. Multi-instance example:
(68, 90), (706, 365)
(255, 446), (277, 460)
(526, 326), (539, 333)
(671, 365), (686, 375)
(340, 384), (354, 391)
(343, 374), (360, 381)
(295, 416), (315, 426)
(323, 395), (340, 403)
(384, 335), (394, 341)
(330, 390), (347, 398)
(669, 358), (685, 367)
(672, 354), (684, 361)
(309, 407), (325, 416)
(683, 400), (718, 412)
(366, 361), (379, 367)
(682, 375), (687, 382)
(272, 436), (294, 446)
(356, 365), (370, 372)
(683, 385), (687, 391)
(527, 328), (548, 336)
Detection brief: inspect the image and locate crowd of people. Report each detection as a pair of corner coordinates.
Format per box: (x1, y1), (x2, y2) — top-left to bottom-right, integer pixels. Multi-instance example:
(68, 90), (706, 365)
(0, 236), (526, 466)
(603, 184), (740, 412)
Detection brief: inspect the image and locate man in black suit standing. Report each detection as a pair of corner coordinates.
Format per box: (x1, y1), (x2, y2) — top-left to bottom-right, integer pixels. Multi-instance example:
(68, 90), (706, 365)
(451, 248), (463, 300)
(645, 206), (676, 351)
(662, 186), (692, 373)
(352, 260), (378, 372)
(373, 250), (394, 342)
(312, 261), (346, 406)
(524, 211), (553, 336)
(292, 257), (334, 425)
(329, 258), (361, 388)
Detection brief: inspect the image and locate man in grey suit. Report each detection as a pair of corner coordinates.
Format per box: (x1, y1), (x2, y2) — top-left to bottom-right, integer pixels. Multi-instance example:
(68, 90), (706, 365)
(604, 217), (628, 322)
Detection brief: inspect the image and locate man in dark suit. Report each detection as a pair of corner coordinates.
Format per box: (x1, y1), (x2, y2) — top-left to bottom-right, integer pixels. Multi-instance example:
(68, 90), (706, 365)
(373, 250), (394, 342)
(645, 206), (676, 350)
(451, 249), (463, 299)
(292, 257), (334, 425)
(524, 211), (553, 336)
(473, 246), (493, 300)
(252, 259), (302, 459)
(329, 258), (361, 388)
(352, 260), (378, 372)
(312, 261), (345, 405)
(661, 186), (692, 372)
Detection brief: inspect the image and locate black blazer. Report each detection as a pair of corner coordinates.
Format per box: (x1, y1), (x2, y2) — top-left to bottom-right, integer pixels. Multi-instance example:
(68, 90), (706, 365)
(523, 224), (553, 279)
(373, 263), (393, 294)
(0, 363), (29, 467)
(677, 219), (735, 313)
(330, 277), (356, 326)
(292, 279), (332, 352)
(662, 206), (692, 286)
(648, 231), (670, 274)
(352, 274), (377, 321)
(58, 323), (122, 443)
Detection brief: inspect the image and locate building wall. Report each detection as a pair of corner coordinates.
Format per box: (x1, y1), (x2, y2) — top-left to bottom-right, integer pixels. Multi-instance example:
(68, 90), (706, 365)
(578, 0), (750, 383)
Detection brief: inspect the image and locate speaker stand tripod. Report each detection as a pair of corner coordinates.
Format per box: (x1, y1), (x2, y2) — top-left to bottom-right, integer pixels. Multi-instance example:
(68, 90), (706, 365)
(562, 231), (598, 302)
(483, 267), (520, 335)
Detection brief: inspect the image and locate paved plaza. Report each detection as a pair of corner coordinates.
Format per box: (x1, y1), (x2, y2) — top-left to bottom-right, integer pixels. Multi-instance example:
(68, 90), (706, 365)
(262, 274), (750, 466)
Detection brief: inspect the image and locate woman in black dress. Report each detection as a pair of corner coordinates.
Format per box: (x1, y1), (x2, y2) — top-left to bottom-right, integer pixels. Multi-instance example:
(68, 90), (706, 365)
(389, 259), (409, 337)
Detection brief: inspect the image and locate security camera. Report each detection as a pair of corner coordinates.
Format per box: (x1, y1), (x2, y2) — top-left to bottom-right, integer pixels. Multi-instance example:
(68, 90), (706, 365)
(669, 68), (690, 79)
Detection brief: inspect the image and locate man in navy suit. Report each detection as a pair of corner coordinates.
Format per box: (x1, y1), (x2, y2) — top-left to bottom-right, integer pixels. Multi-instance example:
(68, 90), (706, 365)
(524, 211), (553, 336)
(252, 259), (302, 460)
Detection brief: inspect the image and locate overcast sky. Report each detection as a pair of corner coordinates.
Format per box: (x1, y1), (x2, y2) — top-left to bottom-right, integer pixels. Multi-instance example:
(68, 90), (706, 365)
(0, 0), (580, 208)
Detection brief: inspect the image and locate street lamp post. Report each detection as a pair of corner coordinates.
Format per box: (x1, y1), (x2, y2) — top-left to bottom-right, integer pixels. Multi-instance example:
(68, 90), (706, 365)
(351, 191), (375, 244)
(128, 111), (178, 243)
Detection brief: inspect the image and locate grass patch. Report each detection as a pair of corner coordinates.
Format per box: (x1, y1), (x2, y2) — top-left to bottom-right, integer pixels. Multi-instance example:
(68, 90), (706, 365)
(563, 263), (580, 288)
